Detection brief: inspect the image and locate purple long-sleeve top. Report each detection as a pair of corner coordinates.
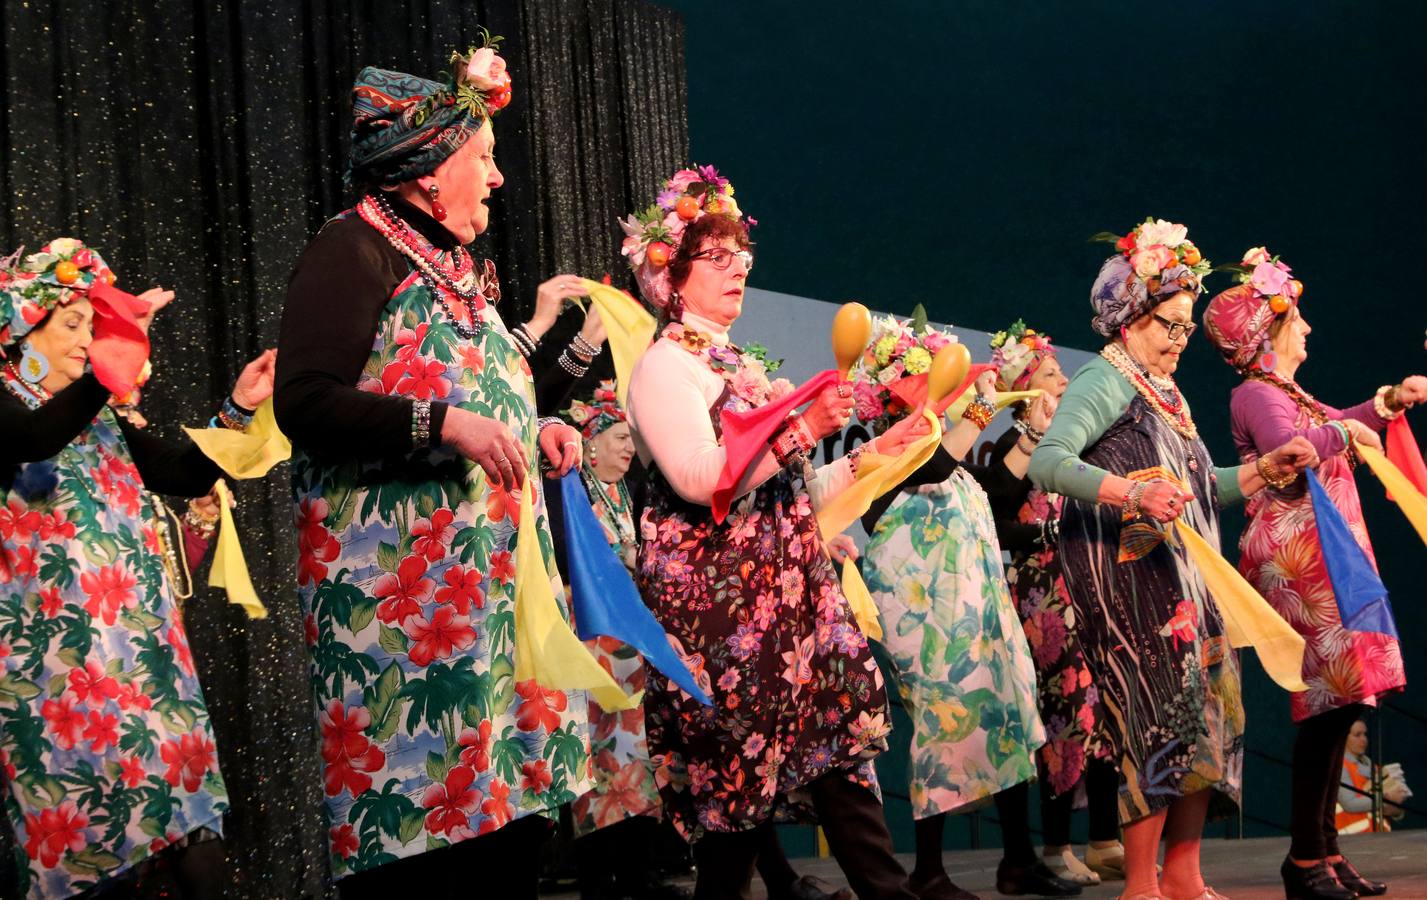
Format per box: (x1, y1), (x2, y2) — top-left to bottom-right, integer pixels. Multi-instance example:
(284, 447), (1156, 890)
(1230, 379), (1388, 498)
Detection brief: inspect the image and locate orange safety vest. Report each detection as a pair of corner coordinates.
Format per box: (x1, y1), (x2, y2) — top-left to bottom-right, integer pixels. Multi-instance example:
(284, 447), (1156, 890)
(1336, 758), (1389, 833)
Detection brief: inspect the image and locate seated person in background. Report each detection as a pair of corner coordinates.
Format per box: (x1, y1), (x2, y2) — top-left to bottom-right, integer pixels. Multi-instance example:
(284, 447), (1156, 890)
(1337, 719), (1411, 833)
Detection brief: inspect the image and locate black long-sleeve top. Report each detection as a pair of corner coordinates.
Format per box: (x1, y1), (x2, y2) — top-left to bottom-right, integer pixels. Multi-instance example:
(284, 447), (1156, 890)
(275, 195), (580, 461)
(858, 433), (1027, 537)
(2, 373), (222, 497)
(981, 427), (1042, 554)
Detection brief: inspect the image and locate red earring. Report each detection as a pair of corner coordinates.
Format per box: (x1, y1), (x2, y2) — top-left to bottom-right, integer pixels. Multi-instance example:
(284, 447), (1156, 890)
(428, 183), (447, 221)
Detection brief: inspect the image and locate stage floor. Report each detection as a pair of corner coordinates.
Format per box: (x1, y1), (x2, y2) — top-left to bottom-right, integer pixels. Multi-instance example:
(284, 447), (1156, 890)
(549, 830), (1427, 898)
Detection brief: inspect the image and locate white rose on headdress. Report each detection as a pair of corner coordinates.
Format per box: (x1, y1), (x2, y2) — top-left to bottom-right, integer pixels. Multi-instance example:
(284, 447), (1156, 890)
(1242, 247), (1270, 266)
(1131, 244), (1175, 279)
(1136, 219), (1188, 250)
(464, 48), (507, 91)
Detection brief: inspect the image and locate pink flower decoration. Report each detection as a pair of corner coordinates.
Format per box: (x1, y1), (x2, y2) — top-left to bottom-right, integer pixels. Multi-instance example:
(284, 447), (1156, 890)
(1250, 261), (1290, 297)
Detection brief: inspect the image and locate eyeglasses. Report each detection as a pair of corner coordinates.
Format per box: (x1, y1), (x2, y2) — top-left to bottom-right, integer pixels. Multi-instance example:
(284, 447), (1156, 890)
(1152, 313), (1197, 342)
(688, 247), (754, 272)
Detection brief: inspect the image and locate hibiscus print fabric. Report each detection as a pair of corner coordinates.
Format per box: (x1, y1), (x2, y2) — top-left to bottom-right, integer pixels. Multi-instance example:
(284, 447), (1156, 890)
(291, 247), (590, 879)
(0, 375), (228, 898)
(863, 467), (1045, 819)
(636, 381), (889, 841)
(1058, 396), (1244, 823)
(1236, 398), (1405, 723)
(1004, 487), (1110, 798)
(569, 479), (660, 837)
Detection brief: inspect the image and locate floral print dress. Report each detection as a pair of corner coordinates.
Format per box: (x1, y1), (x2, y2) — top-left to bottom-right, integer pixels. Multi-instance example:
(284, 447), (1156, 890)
(862, 466), (1045, 819)
(634, 344), (890, 841)
(570, 473), (662, 837)
(1, 375), (229, 899)
(291, 224), (590, 878)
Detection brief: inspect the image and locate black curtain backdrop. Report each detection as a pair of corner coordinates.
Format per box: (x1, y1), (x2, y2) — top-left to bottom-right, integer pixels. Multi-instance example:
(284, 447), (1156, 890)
(0, 1), (687, 895)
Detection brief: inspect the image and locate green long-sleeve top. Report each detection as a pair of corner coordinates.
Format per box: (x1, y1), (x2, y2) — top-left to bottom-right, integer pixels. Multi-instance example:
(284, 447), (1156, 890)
(1028, 355), (1245, 507)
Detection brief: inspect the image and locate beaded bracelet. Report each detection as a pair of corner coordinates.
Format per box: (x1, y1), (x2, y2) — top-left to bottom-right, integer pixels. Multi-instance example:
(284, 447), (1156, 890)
(557, 349), (590, 377)
(771, 415), (815, 467)
(183, 503), (220, 542)
(846, 443), (867, 477)
(411, 399), (433, 447)
(1256, 453), (1297, 490)
(509, 325), (538, 358)
(1374, 384), (1405, 419)
(1326, 420), (1351, 449)
(1012, 419), (1045, 442)
(567, 340), (596, 365)
(962, 395), (996, 430)
(214, 396), (255, 431)
(571, 333), (601, 359)
(1122, 480), (1146, 519)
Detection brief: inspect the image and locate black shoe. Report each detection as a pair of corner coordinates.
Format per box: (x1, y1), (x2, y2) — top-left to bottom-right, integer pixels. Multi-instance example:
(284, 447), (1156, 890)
(1281, 856), (1357, 900)
(994, 860), (1081, 897)
(1332, 858), (1386, 897)
(908, 871), (979, 900)
(768, 874), (853, 900)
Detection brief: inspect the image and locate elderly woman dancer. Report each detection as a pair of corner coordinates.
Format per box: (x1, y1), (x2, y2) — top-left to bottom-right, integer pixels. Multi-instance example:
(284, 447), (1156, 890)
(276, 41), (588, 898)
(1029, 219), (1318, 900)
(1, 239), (273, 898)
(1203, 251), (1425, 900)
(981, 324), (1124, 887)
(624, 166), (929, 900)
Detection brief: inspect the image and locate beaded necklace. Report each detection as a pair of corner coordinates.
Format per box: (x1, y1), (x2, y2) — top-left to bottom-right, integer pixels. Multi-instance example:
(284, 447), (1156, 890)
(1101, 342), (1198, 439)
(662, 322), (775, 405)
(357, 193), (489, 340)
(1243, 370), (1329, 426)
(580, 465), (635, 552)
(3, 363), (52, 403)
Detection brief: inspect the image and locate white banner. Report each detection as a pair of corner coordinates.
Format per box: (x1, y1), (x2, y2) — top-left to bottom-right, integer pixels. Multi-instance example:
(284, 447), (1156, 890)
(729, 287), (1097, 538)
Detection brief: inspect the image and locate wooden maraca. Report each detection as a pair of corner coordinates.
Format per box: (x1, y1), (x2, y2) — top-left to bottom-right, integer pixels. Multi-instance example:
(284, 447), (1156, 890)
(831, 302), (872, 377)
(927, 343), (971, 407)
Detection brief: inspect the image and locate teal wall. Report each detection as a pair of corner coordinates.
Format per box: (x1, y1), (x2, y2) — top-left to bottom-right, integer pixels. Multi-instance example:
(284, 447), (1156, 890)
(657, 0), (1427, 853)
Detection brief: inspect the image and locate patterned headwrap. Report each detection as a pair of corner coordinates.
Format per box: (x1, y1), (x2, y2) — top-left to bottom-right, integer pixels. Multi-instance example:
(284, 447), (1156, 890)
(0, 238), (115, 351)
(989, 320), (1056, 392)
(347, 37), (513, 188)
(563, 379), (626, 440)
(618, 164), (751, 308)
(1203, 247), (1303, 372)
(1089, 217), (1211, 338)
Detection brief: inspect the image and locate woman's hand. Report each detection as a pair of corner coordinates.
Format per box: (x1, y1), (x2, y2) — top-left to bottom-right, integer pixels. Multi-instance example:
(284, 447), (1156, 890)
(134, 287), (176, 335)
(1026, 392), (1057, 433)
(871, 409), (933, 456)
(231, 349), (278, 410)
(1140, 480), (1195, 523)
(529, 274), (587, 339)
(579, 304), (607, 348)
(1344, 418), (1383, 452)
(441, 407), (529, 490)
(827, 533), (860, 564)
(801, 384), (855, 441)
(1396, 375), (1427, 407)
(189, 484), (234, 521)
(539, 422), (582, 478)
(973, 369), (999, 406)
(1268, 435), (1320, 476)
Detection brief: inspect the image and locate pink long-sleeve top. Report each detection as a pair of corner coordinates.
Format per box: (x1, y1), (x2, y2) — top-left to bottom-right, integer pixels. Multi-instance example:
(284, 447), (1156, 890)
(626, 311), (852, 508)
(1229, 378), (1388, 499)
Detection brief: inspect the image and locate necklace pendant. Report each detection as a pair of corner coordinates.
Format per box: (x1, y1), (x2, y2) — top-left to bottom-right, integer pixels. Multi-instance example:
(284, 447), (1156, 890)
(1187, 454), (1199, 473)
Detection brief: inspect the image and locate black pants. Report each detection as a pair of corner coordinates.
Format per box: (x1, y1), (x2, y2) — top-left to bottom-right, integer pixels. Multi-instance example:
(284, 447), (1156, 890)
(1040, 755), (1121, 847)
(691, 774), (915, 900)
(1290, 703), (1363, 861)
(340, 815), (550, 899)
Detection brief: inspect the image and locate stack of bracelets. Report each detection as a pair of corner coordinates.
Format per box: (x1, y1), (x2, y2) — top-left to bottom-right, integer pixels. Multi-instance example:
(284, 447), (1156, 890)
(508, 322), (541, 357)
(962, 394), (997, 429)
(1012, 418), (1044, 455)
(771, 414), (817, 467)
(412, 399), (434, 448)
(212, 396), (255, 431)
(1122, 480), (1147, 518)
(559, 332), (600, 377)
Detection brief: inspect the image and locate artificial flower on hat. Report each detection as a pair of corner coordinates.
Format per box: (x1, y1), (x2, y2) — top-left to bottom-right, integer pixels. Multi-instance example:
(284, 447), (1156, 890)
(563, 379), (627, 440)
(0, 238), (116, 350)
(1088, 217), (1212, 338)
(989, 319), (1056, 392)
(618, 163), (751, 308)
(1202, 247), (1305, 371)
(851, 304), (958, 435)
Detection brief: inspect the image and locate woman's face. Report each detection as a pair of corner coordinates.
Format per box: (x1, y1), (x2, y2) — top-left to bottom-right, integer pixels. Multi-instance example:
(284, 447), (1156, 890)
(1347, 721), (1369, 757)
(1126, 291), (1194, 377)
(25, 298), (94, 393)
(1270, 305), (1311, 369)
(1027, 355), (1069, 399)
(677, 237), (749, 328)
(425, 120), (504, 243)
(589, 422), (635, 482)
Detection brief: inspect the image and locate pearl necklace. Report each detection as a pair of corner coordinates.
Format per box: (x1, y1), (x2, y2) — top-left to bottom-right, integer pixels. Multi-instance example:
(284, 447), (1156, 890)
(358, 193), (488, 340)
(1101, 343), (1197, 439)
(3, 363), (51, 403)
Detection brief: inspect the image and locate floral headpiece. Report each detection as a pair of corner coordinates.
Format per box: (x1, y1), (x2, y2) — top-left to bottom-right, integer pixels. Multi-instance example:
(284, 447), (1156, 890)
(347, 30), (512, 187)
(851, 304), (958, 435)
(0, 238), (115, 351)
(989, 320), (1056, 392)
(1088, 218), (1211, 338)
(619, 164), (751, 308)
(563, 379), (627, 440)
(1202, 248), (1304, 372)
